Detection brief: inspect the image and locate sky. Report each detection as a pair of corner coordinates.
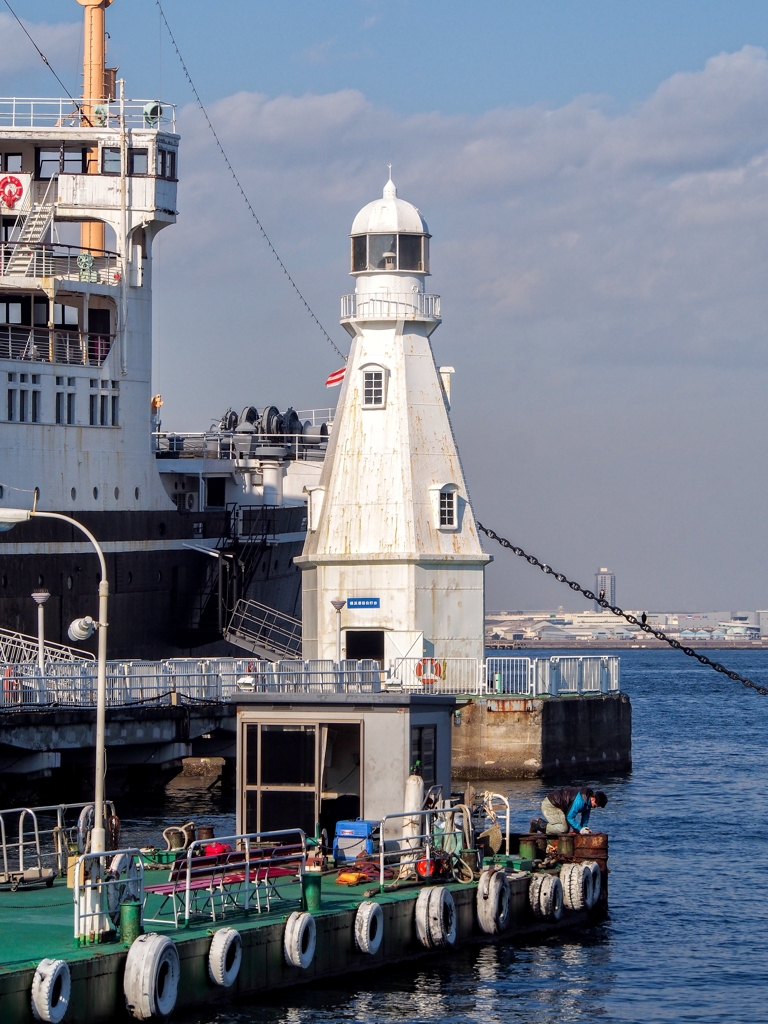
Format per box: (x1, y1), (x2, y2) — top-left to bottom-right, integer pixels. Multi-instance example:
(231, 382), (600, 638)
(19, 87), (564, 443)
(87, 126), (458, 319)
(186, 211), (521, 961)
(4, 1), (768, 613)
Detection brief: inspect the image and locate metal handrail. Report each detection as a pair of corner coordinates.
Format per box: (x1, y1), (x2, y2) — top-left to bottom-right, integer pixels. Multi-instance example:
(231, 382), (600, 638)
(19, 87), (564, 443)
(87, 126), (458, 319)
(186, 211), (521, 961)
(74, 847), (145, 943)
(0, 96), (177, 131)
(153, 430), (329, 462)
(341, 292), (441, 321)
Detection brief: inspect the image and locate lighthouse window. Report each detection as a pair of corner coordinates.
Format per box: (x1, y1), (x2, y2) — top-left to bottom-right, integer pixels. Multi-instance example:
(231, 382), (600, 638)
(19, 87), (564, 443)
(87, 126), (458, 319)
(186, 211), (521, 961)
(102, 147), (121, 175)
(352, 236), (367, 273)
(398, 234), (423, 271)
(367, 234), (398, 271)
(363, 369), (385, 407)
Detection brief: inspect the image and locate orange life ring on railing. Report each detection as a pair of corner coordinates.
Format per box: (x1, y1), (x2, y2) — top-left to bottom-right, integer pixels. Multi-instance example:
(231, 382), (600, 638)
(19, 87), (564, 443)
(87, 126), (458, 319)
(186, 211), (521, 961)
(415, 658), (442, 683)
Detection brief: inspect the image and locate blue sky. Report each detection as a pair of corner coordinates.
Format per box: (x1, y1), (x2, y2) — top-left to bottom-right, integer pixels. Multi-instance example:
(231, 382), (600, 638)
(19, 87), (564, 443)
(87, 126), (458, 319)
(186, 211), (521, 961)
(5, 2), (768, 613)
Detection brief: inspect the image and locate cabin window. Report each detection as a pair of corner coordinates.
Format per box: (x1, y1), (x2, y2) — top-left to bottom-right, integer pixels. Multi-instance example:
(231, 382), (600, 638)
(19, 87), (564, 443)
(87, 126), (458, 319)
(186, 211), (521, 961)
(129, 148), (148, 175)
(67, 392), (76, 424)
(361, 366), (386, 408)
(206, 477), (226, 508)
(89, 393), (98, 426)
(54, 304), (78, 327)
(55, 392), (64, 424)
(62, 147), (85, 174)
(31, 390), (40, 423)
(6, 390), (15, 421)
(19, 389), (27, 422)
(0, 301), (22, 324)
(157, 148), (177, 179)
(36, 148), (60, 179)
(3, 154), (22, 173)
(102, 147), (121, 175)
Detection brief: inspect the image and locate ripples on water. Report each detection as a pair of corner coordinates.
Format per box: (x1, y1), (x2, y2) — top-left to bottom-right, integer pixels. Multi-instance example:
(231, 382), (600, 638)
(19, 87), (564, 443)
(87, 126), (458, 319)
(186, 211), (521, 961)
(133, 651), (768, 1024)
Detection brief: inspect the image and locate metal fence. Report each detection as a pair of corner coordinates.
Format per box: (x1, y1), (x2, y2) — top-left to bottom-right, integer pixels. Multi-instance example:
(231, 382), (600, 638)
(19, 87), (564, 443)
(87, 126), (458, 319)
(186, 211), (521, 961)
(341, 292), (441, 321)
(396, 657), (482, 694)
(0, 96), (177, 130)
(388, 655), (620, 696)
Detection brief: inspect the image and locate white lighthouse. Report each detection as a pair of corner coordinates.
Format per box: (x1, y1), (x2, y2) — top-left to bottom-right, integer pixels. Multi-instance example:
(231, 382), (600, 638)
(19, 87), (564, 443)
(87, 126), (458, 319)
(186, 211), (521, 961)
(296, 177), (490, 673)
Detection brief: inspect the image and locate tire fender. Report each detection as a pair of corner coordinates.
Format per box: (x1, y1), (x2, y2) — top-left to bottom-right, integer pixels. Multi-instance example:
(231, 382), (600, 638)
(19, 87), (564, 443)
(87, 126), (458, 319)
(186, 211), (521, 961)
(354, 900), (383, 955)
(538, 874), (563, 921)
(528, 873), (546, 918)
(124, 932), (180, 1020)
(427, 886), (457, 948)
(283, 911), (316, 969)
(476, 869), (511, 935)
(562, 862), (593, 911)
(583, 861), (601, 907)
(208, 927), (242, 987)
(31, 959), (71, 1023)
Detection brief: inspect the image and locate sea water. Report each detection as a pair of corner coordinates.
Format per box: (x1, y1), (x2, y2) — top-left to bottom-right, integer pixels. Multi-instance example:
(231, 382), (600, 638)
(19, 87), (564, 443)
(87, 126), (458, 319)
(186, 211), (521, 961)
(128, 649), (768, 1024)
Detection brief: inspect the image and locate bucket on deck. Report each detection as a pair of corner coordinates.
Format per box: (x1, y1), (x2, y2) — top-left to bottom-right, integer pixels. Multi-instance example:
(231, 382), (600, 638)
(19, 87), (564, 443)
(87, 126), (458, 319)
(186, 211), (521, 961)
(120, 898), (143, 945)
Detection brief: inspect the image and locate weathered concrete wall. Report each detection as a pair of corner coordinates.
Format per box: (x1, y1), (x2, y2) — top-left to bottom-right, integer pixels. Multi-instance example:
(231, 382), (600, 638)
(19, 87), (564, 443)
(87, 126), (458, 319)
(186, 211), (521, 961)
(451, 693), (632, 779)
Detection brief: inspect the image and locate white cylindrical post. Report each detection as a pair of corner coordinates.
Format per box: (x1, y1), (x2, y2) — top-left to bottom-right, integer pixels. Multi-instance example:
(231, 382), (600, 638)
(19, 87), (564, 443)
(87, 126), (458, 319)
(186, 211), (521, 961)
(91, 578), (109, 853)
(31, 589), (50, 676)
(331, 600), (345, 665)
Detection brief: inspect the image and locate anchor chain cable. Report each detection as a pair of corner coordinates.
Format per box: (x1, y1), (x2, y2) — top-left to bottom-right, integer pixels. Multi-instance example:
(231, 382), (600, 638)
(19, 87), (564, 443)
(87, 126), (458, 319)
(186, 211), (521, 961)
(155, 0), (347, 362)
(477, 522), (768, 697)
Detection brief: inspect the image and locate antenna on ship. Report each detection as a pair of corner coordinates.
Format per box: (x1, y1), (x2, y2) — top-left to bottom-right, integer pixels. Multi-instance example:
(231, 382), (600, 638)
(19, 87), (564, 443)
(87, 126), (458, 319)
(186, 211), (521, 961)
(77, 0), (116, 254)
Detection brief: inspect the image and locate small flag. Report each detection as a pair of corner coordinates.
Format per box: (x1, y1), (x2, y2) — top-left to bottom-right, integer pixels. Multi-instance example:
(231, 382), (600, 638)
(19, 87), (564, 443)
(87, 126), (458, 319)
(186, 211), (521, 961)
(325, 366), (346, 388)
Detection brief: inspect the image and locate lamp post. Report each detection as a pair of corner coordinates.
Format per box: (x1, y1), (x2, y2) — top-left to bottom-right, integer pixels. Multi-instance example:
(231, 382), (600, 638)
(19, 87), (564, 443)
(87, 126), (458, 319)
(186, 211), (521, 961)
(331, 599), (345, 664)
(0, 507), (109, 853)
(31, 588), (50, 675)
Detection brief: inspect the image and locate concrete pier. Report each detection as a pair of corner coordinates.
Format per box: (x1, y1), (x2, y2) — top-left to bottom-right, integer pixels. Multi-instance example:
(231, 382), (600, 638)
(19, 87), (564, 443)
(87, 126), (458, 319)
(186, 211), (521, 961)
(452, 693), (632, 779)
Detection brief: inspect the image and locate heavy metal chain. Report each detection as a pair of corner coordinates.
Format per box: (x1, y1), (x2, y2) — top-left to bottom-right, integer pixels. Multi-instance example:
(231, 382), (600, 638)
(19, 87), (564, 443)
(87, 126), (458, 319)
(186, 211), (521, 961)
(477, 523), (768, 697)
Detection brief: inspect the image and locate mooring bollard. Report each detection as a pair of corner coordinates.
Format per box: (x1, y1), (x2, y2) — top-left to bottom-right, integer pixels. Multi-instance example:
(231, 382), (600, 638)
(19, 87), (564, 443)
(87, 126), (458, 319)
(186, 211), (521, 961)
(302, 866), (323, 913)
(120, 898), (143, 945)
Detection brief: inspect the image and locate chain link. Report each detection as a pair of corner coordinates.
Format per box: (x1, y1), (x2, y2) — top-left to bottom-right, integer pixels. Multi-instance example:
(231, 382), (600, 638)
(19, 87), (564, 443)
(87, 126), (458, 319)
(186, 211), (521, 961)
(477, 522), (768, 697)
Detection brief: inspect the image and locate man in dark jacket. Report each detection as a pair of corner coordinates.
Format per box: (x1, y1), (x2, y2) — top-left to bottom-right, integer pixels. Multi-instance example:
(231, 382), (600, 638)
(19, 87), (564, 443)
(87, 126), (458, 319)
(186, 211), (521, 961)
(530, 786), (608, 836)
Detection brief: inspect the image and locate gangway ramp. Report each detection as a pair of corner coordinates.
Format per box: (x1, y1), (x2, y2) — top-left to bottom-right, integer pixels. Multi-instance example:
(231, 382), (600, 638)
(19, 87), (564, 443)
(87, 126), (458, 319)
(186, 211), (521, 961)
(225, 599), (302, 661)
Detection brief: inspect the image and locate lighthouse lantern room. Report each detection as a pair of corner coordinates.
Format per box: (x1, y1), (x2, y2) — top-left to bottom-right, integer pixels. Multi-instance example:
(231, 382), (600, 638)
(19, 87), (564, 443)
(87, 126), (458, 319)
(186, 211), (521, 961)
(296, 178), (490, 674)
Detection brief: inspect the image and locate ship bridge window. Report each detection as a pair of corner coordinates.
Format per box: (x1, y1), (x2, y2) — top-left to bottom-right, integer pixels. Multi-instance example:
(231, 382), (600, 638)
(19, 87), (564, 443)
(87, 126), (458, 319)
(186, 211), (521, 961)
(2, 154), (22, 173)
(54, 304), (78, 328)
(102, 147), (121, 175)
(351, 233), (429, 273)
(62, 147), (85, 174)
(36, 148), (60, 179)
(157, 147), (176, 180)
(129, 148), (148, 176)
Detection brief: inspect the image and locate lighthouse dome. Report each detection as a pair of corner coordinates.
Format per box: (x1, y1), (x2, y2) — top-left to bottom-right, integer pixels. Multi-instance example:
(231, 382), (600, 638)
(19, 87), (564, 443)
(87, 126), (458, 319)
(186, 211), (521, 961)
(351, 176), (429, 236)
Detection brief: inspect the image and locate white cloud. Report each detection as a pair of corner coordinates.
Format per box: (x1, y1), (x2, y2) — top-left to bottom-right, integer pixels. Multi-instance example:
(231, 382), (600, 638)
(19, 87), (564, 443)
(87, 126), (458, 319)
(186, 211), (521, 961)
(0, 13), (79, 82)
(154, 46), (768, 610)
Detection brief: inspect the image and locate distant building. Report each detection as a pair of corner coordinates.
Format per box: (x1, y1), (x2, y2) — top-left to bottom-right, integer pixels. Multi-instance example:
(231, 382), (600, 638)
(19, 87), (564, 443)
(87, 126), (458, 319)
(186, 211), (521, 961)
(594, 568), (616, 612)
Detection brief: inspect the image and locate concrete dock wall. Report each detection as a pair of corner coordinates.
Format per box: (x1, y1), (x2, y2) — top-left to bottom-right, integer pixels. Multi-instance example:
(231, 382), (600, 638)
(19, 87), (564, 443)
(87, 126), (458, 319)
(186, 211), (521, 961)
(452, 693), (632, 779)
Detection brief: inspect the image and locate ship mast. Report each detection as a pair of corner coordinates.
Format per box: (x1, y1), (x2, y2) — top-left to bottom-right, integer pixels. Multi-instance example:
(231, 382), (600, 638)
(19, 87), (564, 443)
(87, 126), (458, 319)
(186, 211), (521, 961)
(77, 0), (114, 254)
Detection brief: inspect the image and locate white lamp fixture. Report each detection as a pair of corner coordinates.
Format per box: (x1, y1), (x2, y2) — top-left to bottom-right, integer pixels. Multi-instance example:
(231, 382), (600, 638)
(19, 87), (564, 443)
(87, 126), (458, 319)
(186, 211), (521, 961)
(68, 615), (96, 642)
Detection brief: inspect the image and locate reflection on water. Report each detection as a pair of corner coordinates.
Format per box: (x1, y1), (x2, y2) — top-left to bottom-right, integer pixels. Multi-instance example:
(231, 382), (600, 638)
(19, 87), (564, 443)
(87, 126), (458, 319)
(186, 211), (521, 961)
(137, 651), (768, 1023)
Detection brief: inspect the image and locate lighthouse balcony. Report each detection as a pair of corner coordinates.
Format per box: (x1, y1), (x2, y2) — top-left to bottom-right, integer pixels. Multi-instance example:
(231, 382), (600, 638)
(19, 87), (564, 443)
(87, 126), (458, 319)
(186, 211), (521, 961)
(340, 291), (441, 323)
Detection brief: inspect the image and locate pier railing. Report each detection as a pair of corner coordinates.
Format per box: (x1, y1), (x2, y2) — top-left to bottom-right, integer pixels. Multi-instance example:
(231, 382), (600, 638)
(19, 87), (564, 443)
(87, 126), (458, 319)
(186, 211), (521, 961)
(390, 655), (620, 696)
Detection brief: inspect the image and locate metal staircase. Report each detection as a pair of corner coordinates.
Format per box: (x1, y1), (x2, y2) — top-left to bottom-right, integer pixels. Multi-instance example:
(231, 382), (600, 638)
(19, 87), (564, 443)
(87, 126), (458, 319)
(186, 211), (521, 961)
(2, 177), (56, 277)
(225, 599), (302, 661)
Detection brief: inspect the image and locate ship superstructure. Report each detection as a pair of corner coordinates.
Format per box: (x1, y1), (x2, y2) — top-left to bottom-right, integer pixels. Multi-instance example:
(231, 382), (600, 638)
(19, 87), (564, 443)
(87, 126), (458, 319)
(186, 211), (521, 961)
(0, 0), (324, 657)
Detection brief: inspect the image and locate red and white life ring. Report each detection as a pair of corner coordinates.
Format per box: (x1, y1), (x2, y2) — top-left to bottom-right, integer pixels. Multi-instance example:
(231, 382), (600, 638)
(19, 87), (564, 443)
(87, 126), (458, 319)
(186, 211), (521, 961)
(415, 658), (442, 683)
(0, 175), (23, 209)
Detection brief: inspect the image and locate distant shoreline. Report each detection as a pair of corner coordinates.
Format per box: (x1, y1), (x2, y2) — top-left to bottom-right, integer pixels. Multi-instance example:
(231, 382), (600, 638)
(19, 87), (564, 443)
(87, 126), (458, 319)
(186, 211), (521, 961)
(486, 639), (768, 651)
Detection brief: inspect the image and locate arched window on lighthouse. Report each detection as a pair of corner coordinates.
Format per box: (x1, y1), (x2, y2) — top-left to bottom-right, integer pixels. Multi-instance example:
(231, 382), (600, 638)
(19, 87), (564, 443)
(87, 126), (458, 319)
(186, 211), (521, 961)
(361, 364), (388, 408)
(430, 483), (460, 531)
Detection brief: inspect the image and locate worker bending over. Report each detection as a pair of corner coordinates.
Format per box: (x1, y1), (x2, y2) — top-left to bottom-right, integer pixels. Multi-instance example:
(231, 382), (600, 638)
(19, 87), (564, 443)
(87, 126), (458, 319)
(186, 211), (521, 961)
(531, 786), (608, 836)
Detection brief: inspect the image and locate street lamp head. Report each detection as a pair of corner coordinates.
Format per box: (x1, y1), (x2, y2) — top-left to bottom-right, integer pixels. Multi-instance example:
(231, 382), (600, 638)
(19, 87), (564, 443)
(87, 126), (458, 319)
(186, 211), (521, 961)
(68, 615), (96, 642)
(0, 508), (32, 532)
(331, 600), (346, 611)
(31, 589), (50, 605)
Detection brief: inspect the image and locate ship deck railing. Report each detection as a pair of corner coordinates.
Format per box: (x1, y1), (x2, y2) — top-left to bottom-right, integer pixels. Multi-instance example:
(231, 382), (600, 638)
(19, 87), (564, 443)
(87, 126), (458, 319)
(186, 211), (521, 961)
(0, 323), (115, 366)
(388, 654), (620, 696)
(0, 97), (177, 132)
(0, 241), (121, 285)
(153, 429), (329, 463)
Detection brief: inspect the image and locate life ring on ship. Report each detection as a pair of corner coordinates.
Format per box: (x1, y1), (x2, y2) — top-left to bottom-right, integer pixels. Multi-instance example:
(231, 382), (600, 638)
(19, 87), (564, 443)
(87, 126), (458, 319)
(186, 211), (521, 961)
(208, 927), (242, 987)
(123, 933), (180, 1019)
(0, 175), (23, 209)
(354, 901), (383, 955)
(414, 886), (456, 949)
(283, 911), (316, 968)
(415, 658), (442, 683)
(476, 868), (511, 935)
(31, 958), (71, 1023)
